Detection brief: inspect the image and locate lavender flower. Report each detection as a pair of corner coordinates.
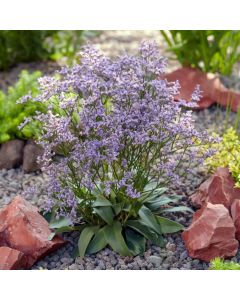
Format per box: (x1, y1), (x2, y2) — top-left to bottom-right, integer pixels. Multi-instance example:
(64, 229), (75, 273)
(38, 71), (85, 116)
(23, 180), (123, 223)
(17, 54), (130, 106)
(22, 41), (216, 224)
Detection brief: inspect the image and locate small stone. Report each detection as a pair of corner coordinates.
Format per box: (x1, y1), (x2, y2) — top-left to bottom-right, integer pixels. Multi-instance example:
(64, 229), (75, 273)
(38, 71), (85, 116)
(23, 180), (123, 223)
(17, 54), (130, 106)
(86, 263), (95, 270)
(166, 242), (176, 252)
(23, 140), (43, 173)
(68, 264), (79, 270)
(98, 261), (106, 270)
(180, 251), (188, 261)
(146, 255), (163, 268)
(161, 263), (170, 269)
(0, 140), (25, 170)
(120, 265), (127, 270)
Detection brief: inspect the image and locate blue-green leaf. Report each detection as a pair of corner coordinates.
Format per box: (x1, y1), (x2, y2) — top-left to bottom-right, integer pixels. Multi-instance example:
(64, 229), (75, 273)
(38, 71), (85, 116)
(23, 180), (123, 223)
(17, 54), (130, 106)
(78, 226), (99, 257)
(138, 205), (162, 235)
(103, 221), (132, 256)
(86, 226), (108, 255)
(94, 206), (114, 225)
(125, 227), (146, 255)
(92, 199), (112, 207)
(126, 220), (164, 247)
(156, 216), (184, 234)
(49, 217), (71, 229)
(162, 206), (193, 213)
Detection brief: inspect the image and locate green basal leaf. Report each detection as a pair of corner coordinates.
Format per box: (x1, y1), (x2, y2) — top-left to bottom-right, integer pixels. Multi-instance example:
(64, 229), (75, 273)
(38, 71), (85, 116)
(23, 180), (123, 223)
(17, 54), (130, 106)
(124, 227), (146, 256)
(48, 225), (78, 241)
(162, 206), (193, 213)
(143, 181), (159, 192)
(86, 226), (108, 255)
(113, 203), (122, 216)
(138, 205), (162, 235)
(78, 226), (99, 257)
(49, 216), (72, 229)
(103, 221), (132, 256)
(145, 195), (182, 211)
(126, 220), (164, 247)
(92, 198), (112, 207)
(94, 206), (114, 225)
(156, 216), (184, 234)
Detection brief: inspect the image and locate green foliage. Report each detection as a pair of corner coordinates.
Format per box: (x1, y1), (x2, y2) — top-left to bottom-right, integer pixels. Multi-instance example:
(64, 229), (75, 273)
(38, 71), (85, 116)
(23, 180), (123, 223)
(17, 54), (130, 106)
(46, 31), (84, 65)
(0, 30), (56, 70)
(48, 185), (187, 257)
(204, 127), (240, 187)
(210, 258), (240, 270)
(161, 30), (240, 76)
(0, 70), (45, 143)
(0, 30), (86, 70)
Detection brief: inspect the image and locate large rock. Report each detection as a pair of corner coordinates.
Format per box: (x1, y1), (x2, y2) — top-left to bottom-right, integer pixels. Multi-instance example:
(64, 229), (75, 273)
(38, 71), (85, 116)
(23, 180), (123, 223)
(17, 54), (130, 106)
(0, 246), (25, 270)
(190, 167), (240, 209)
(165, 67), (240, 111)
(182, 202), (238, 262)
(0, 139), (25, 169)
(231, 199), (240, 240)
(23, 140), (43, 173)
(0, 196), (66, 269)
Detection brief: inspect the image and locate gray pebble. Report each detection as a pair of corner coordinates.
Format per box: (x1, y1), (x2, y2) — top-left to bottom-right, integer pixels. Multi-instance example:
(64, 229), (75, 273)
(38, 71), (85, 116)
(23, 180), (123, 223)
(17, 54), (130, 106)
(147, 255), (163, 267)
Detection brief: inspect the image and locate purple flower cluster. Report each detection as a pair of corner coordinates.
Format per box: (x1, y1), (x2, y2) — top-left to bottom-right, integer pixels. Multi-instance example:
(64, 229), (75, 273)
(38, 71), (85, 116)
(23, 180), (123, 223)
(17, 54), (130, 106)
(26, 41), (215, 223)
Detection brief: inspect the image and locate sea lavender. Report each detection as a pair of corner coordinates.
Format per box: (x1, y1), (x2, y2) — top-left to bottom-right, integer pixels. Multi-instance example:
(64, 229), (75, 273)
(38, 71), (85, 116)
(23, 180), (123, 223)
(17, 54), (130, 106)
(21, 42), (215, 255)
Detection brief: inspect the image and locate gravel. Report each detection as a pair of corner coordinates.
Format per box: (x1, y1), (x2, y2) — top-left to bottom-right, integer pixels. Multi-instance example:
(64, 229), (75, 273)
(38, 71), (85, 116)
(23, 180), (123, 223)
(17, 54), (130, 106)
(0, 30), (240, 270)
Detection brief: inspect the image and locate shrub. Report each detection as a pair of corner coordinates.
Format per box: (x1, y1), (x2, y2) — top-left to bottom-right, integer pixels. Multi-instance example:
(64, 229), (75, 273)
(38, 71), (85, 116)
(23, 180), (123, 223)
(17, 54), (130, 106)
(0, 30), (85, 70)
(0, 31), (56, 70)
(23, 42), (215, 257)
(210, 257), (240, 270)
(161, 30), (240, 76)
(205, 127), (240, 187)
(0, 70), (45, 143)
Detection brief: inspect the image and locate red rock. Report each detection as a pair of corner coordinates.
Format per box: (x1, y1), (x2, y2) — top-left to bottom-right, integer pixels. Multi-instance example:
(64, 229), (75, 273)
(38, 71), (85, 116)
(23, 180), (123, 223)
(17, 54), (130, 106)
(23, 140), (43, 173)
(231, 199), (240, 240)
(0, 139), (25, 170)
(190, 167), (240, 209)
(182, 202), (238, 262)
(165, 67), (240, 111)
(0, 246), (25, 270)
(0, 196), (66, 269)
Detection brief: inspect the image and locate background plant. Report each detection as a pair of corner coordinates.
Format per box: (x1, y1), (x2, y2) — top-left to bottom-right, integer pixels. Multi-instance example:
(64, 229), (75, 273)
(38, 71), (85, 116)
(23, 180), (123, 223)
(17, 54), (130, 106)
(0, 70), (45, 143)
(161, 30), (240, 76)
(204, 127), (240, 187)
(0, 31), (57, 70)
(210, 257), (240, 270)
(0, 30), (88, 70)
(24, 42), (215, 257)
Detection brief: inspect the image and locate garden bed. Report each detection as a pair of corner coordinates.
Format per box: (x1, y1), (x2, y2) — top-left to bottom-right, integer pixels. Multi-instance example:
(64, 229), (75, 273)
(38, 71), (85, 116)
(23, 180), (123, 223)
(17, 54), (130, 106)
(1, 31), (240, 270)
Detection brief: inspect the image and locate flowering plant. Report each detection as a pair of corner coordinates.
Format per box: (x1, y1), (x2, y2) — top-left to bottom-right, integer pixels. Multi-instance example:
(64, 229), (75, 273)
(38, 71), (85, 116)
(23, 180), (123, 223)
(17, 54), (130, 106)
(22, 42), (215, 256)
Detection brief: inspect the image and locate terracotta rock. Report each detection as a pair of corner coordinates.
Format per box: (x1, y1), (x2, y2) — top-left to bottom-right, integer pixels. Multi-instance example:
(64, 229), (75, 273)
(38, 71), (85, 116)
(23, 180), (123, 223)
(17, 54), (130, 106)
(0, 196), (66, 269)
(231, 199), (240, 240)
(190, 167), (240, 209)
(165, 67), (240, 111)
(23, 140), (43, 173)
(182, 202), (238, 262)
(0, 139), (25, 170)
(0, 246), (25, 270)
